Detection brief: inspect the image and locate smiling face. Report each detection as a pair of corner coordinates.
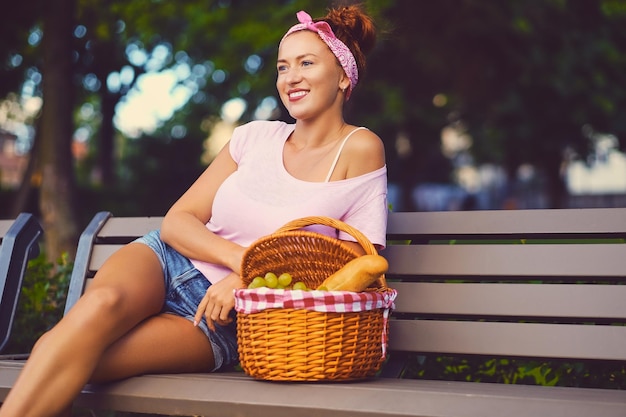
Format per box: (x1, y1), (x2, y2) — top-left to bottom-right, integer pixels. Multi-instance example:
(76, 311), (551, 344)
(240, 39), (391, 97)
(276, 30), (350, 121)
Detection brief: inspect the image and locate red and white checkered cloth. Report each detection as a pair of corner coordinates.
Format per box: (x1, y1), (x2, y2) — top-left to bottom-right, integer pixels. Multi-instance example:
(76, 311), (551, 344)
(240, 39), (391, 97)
(234, 287), (397, 314)
(234, 287), (398, 358)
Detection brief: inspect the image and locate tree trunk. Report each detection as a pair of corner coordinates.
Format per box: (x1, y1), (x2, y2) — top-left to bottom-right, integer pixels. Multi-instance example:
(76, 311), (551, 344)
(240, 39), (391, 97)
(544, 161), (569, 209)
(39, 0), (79, 263)
(98, 91), (117, 186)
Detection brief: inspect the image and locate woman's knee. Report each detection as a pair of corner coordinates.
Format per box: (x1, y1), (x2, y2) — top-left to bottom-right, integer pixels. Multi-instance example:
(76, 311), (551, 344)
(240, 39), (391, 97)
(62, 287), (137, 335)
(77, 283), (163, 330)
(31, 329), (52, 354)
(82, 286), (128, 315)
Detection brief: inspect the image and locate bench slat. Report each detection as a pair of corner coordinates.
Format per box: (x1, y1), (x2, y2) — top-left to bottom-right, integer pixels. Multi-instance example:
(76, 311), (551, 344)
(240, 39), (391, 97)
(383, 244), (626, 278)
(89, 245), (125, 272)
(90, 244), (626, 279)
(2, 360), (626, 417)
(387, 208), (626, 237)
(389, 320), (626, 360)
(0, 221), (12, 238)
(71, 370), (626, 417)
(98, 217), (162, 239)
(391, 282), (626, 319)
(94, 209), (626, 240)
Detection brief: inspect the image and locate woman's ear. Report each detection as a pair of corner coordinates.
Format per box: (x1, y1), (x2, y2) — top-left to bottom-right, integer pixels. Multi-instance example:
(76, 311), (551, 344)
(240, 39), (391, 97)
(338, 70), (351, 93)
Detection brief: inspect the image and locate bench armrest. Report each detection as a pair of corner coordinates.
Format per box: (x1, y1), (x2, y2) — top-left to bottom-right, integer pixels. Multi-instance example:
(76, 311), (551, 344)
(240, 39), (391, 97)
(0, 213), (43, 352)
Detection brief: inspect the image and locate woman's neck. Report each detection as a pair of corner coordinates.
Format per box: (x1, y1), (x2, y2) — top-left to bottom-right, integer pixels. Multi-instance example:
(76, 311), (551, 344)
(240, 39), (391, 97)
(290, 118), (349, 149)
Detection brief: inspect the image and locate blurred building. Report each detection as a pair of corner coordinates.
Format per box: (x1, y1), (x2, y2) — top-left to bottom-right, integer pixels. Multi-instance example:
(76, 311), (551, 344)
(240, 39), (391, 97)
(565, 134), (626, 208)
(0, 129), (27, 189)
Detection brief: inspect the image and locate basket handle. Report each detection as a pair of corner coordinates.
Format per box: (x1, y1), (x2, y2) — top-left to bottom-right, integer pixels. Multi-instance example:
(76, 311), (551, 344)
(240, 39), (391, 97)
(275, 216), (378, 256)
(275, 216), (387, 290)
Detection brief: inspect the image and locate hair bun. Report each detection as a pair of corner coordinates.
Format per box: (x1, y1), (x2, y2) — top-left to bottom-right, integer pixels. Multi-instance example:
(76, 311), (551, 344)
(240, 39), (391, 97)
(323, 5), (377, 75)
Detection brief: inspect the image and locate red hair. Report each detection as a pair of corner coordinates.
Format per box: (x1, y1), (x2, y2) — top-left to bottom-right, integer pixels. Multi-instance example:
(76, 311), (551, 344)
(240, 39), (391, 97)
(321, 5), (377, 77)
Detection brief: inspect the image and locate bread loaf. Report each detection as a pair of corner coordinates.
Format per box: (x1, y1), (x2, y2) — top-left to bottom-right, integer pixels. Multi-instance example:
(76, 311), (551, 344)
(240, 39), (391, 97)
(317, 254), (388, 292)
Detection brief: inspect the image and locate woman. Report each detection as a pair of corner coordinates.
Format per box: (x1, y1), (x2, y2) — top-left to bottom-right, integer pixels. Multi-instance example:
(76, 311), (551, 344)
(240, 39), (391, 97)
(0, 5), (386, 416)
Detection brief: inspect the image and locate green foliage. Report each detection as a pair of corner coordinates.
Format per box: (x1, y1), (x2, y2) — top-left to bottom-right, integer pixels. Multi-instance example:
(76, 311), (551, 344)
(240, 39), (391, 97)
(353, 0), (626, 206)
(2, 0), (626, 244)
(3, 251), (72, 354)
(76, 131), (207, 218)
(402, 354), (626, 389)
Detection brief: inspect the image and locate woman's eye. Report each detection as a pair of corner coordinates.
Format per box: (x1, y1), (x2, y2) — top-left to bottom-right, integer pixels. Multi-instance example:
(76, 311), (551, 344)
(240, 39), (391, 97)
(302, 60), (313, 66)
(277, 65), (287, 72)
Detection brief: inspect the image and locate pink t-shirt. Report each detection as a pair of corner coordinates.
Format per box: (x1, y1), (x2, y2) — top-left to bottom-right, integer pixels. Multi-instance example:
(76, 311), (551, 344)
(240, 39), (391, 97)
(190, 120), (388, 283)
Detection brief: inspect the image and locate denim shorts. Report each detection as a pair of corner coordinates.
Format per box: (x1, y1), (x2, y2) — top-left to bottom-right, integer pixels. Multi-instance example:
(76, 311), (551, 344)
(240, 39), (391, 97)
(134, 230), (239, 371)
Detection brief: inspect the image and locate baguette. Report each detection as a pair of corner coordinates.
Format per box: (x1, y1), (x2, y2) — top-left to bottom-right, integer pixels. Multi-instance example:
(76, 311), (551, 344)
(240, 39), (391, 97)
(317, 254), (388, 292)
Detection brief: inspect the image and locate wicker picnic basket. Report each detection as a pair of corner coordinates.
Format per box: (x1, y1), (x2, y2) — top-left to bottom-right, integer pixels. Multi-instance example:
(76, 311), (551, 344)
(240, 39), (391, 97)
(236, 216), (393, 381)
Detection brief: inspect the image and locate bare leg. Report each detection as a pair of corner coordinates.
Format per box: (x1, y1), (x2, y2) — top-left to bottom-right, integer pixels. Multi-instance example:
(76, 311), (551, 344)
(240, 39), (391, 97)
(0, 243), (166, 417)
(90, 313), (214, 383)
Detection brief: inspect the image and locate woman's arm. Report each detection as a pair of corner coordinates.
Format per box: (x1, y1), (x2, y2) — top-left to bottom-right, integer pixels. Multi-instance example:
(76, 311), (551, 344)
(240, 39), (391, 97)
(341, 129), (386, 253)
(160, 142), (244, 274)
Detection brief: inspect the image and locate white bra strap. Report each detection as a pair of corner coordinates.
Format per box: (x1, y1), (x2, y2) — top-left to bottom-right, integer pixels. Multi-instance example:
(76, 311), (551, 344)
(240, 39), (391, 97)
(324, 126), (367, 182)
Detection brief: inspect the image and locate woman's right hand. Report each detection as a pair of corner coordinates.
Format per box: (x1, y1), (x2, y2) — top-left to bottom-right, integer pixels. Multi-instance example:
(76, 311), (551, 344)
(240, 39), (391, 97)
(194, 272), (244, 332)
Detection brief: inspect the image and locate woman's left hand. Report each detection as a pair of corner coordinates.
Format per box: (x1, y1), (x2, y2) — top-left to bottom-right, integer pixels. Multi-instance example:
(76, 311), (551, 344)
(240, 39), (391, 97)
(194, 272), (243, 332)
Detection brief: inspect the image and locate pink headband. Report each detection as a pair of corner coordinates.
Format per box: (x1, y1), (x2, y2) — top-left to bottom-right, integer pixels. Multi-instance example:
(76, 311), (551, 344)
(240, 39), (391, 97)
(281, 10), (359, 99)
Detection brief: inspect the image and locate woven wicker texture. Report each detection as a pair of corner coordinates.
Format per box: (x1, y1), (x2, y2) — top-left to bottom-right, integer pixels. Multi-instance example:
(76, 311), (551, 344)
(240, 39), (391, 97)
(237, 216), (390, 381)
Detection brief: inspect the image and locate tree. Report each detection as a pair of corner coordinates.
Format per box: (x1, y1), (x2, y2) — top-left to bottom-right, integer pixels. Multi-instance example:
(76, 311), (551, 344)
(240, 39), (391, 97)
(1, 0), (327, 261)
(354, 0), (626, 208)
(38, 0), (80, 261)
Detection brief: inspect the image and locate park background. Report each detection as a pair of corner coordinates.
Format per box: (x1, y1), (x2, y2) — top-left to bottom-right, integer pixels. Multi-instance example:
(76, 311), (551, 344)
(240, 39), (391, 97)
(0, 0), (625, 403)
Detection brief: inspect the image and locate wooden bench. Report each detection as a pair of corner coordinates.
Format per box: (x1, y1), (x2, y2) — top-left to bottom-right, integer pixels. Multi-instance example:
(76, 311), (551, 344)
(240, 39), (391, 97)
(0, 213), (43, 353)
(2, 208), (626, 416)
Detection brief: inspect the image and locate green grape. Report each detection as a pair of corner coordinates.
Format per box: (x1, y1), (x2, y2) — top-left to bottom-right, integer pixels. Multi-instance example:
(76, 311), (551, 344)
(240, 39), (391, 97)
(264, 272), (278, 288)
(292, 281), (308, 291)
(278, 272), (293, 287)
(317, 285), (329, 291)
(248, 276), (266, 289)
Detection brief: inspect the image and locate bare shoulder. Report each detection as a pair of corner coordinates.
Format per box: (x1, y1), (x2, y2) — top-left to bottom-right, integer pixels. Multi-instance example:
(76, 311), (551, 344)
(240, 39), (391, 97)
(342, 127), (385, 178)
